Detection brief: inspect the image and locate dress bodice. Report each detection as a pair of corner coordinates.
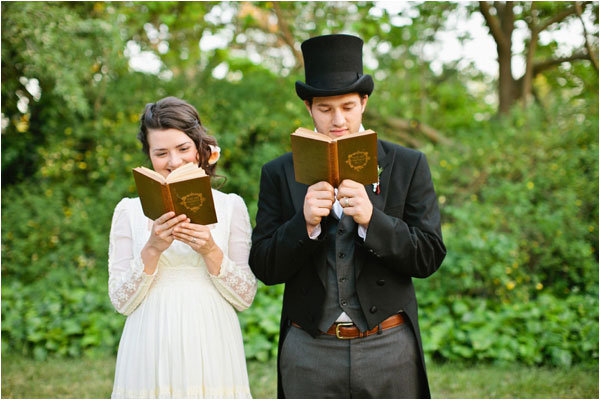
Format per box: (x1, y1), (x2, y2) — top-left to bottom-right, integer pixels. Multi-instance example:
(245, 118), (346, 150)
(108, 189), (257, 315)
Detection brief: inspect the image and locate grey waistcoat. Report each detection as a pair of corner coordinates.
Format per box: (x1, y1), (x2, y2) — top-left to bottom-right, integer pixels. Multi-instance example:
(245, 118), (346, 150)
(317, 213), (368, 332)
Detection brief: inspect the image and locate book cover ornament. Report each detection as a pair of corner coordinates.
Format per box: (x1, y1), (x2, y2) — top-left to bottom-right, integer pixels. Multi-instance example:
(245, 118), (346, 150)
(345, 150), (371, 171)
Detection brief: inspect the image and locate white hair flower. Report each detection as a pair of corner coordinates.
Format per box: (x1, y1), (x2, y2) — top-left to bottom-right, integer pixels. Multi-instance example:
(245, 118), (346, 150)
(208, 145), (221, 165)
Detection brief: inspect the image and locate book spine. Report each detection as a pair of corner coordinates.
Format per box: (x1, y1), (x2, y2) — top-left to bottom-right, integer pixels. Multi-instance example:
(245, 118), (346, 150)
(329, 141), (340, 187)
(162, 185), (175, 213)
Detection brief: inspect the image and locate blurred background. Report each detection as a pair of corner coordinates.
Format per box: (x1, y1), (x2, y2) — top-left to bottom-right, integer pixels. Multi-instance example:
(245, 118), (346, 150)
(1, 1), (598, 398)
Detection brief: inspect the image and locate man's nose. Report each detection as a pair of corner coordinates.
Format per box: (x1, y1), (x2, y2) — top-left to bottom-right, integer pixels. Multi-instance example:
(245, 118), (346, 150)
(332, 108), (345, 126)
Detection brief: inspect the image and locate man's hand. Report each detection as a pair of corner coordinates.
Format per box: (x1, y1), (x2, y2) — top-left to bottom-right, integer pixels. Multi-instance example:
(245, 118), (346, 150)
(337, 179), (373, 226)
(304, 181), (335, 235)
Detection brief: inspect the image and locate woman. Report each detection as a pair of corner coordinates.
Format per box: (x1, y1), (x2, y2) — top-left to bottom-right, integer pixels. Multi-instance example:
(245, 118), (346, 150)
(108, 96), (257, 398)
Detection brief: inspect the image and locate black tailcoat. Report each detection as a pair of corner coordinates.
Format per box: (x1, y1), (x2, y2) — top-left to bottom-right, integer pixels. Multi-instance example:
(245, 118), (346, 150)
(249, 139), (446, 398)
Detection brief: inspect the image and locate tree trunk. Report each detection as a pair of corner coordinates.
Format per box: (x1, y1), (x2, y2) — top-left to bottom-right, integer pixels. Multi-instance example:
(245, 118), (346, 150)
(480, 1), (517, 115)
(522, 4), (539, 106)
(497, 2), (516, 114)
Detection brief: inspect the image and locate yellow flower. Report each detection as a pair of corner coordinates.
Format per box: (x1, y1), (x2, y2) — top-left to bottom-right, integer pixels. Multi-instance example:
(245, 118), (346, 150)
(536, 283), (543, 290)
(526, 181), (534, 190)
(506, 281), (516, 290)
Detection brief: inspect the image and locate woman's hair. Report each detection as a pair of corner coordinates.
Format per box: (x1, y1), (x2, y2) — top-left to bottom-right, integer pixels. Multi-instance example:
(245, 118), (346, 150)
(137, 96), (219, 177)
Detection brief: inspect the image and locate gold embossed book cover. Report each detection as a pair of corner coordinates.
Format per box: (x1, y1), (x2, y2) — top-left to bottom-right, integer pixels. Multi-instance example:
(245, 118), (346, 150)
(291, 127), (378, 187)
(132, 162), (218, 225)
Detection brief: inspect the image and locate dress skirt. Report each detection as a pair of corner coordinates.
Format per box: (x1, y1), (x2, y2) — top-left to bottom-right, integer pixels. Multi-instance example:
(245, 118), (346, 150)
(111, 267), (252, 398)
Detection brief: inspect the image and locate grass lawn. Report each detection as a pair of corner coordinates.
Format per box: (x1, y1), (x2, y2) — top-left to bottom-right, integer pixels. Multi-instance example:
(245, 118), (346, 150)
(2, 354), (598, 398)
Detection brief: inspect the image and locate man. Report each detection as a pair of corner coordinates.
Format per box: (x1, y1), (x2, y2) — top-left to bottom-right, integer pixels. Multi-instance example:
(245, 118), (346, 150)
(249, 34), (446, 398)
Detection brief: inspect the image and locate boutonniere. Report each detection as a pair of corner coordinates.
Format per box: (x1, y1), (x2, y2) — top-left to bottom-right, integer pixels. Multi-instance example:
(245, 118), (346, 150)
(372, 166), (383, 194)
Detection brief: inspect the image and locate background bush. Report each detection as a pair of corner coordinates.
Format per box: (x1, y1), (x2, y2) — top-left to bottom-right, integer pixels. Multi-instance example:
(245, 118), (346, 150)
(2, 2), (598, 367)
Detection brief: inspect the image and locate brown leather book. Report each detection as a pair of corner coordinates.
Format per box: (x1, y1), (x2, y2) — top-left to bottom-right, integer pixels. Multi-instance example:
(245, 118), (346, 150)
(132, 162), (218, 225)
(290, 127), (378, 187)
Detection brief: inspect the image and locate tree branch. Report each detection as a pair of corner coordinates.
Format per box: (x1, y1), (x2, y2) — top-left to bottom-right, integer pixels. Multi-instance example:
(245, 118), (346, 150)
(575, 1), (599, 72)
(479, 1), (510, 51)
(532, 52), (591, 75)
(272, 3), (304, 68)
(522, 3), (539, 104)
(535, 4), (578, 33)
(366, 109), (453, 147)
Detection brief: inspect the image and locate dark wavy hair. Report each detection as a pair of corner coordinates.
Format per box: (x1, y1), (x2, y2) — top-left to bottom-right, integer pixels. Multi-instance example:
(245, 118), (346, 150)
(137, 96), (219, 177)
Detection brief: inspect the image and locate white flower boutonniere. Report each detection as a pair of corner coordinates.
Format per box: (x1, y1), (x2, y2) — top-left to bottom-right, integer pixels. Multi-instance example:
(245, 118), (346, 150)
(372, 166), (383, 194)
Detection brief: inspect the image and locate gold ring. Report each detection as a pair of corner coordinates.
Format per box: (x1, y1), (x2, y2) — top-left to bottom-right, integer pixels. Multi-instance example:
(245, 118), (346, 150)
(344, 198), (349, 207)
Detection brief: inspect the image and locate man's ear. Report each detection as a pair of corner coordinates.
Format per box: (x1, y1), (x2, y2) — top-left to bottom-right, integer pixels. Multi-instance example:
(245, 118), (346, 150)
(360, 95), (369, 113)
(303, 100), (313, 116)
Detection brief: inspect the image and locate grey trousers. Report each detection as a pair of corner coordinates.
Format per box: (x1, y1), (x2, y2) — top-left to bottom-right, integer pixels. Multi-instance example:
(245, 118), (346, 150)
(280, 322), (423, 398)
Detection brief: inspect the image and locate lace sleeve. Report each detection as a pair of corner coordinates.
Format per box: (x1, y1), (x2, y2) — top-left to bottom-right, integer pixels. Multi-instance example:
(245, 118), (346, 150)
(108, 199), (157, 316)
(209, 195), (257, 311)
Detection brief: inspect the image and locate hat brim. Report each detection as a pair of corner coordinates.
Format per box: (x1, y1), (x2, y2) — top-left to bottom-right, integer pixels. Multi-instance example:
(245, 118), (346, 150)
(295, 74), (374, 101)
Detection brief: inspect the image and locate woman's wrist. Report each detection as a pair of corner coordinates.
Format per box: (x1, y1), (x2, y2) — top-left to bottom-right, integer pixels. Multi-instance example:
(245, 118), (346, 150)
(203, 246), (224, 276)
(141, 244), (162, 275)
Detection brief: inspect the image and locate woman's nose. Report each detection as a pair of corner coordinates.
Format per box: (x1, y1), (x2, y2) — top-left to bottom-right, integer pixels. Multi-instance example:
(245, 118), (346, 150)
(168, 154), (183, 169)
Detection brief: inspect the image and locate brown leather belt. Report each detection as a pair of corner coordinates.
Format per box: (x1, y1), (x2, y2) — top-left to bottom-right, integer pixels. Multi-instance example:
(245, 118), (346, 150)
(292, 313), (405, 340)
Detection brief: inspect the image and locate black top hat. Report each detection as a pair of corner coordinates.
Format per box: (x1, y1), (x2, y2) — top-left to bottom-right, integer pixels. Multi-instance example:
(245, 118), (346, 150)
(295, 34), (374, 100)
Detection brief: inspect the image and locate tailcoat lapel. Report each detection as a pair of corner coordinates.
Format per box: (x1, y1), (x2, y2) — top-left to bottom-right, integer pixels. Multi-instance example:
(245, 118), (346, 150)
(357, 140), (395, 278)
(284, 158), (308, 212)
(366, 140), (394, 212)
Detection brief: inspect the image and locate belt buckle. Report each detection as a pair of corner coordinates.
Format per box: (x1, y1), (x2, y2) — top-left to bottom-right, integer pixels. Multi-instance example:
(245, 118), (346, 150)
(335, 322), (355, 339)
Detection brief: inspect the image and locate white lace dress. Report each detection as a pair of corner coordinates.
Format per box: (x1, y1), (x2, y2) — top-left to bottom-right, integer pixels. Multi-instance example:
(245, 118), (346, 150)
(108, 190), (257, 398)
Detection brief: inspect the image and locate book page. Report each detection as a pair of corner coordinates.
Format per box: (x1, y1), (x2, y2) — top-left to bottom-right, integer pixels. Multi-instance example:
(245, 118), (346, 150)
(133, 166), (166, 184)
(334, 129), (376, 142)
(291, 127), (332, 143)
(166, 162), (207, 183)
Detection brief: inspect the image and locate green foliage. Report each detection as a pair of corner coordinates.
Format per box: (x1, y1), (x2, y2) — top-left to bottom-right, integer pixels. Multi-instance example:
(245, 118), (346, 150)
(238, 283), (283, 362)
(418, 291), (598, 367)
(1, 1), (597, 368)
(428, 102), (598, 303)
(1, 268), (123, 360)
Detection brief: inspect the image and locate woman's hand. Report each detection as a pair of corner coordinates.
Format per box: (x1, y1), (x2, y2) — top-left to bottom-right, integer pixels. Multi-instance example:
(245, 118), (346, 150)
(147, 212), (189, 253)
(141, 212), (188, 275)
(173, 222), (224, 275)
